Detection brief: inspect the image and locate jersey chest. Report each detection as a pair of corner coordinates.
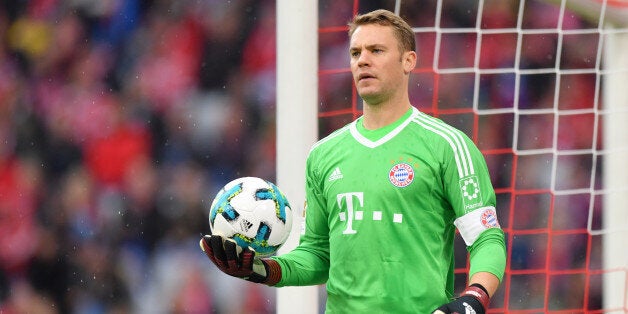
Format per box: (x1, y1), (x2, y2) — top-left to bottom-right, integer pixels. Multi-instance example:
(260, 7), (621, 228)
(318, 140), (450, 239)
(321, 141), (438, 199)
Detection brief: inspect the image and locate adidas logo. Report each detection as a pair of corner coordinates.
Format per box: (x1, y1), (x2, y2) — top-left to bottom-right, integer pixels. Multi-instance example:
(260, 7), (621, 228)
(328, 167), (343, 181)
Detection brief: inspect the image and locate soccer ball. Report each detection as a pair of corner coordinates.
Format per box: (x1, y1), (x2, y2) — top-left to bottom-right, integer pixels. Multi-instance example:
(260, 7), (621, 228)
(208, 177), (293, 257)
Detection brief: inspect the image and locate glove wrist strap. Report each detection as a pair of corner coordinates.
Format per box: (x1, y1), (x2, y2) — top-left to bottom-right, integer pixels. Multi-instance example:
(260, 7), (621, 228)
(461, 283), (490, 311)
(262, 258), (282, 286)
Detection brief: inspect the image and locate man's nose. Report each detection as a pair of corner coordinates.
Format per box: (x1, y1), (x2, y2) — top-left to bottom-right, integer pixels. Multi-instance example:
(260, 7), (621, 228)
(357, 51), (370, 66)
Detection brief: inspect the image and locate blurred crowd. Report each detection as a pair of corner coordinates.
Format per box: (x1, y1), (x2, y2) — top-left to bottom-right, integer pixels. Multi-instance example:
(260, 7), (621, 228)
(0, 0), (607, 313)
(1, 0), (277, 313)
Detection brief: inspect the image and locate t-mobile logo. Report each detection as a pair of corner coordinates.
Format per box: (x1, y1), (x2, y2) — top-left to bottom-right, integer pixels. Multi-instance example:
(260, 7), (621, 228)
(337, 192), (403, 235)
(337, 192), (363, 234)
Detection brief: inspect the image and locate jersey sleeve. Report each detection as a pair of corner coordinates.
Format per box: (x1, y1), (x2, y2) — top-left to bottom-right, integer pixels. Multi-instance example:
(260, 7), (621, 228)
(468, 227), (507, 281)
(272, 150), (331, 287)
(440, 128), (506, 281)
(439, 129), (500, 247)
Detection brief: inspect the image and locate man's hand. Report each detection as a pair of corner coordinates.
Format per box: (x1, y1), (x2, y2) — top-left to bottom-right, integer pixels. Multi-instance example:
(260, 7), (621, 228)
(199, 235), (281, 285)
(432, 284), (490, 314)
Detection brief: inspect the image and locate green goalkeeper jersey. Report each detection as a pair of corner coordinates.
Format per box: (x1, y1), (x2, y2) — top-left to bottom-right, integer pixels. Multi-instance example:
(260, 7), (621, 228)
(273, 107), (506, 313)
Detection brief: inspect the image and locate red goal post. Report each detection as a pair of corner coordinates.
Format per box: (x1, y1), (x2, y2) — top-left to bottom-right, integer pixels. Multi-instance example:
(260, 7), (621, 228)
(276, 0), (628, 313)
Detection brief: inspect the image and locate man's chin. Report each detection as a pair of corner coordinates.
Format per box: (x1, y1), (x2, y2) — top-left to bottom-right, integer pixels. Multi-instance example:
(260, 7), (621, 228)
(357, 91), (384, 105)
(356, 87), (377, 99)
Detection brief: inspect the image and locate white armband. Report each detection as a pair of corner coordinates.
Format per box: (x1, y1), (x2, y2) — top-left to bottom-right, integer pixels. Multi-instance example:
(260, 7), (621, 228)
(454, 206), (500, 246)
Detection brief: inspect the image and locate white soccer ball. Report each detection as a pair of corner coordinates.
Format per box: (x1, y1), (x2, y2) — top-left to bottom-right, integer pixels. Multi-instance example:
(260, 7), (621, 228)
(208, 177), (293, 257)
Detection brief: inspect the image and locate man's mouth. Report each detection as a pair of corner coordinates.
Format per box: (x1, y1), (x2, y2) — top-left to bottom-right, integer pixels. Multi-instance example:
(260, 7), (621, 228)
(358, 73), (375, 81)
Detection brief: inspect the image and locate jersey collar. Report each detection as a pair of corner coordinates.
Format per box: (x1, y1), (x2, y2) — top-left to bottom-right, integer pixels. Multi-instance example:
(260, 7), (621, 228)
(350, 106), (419, 148)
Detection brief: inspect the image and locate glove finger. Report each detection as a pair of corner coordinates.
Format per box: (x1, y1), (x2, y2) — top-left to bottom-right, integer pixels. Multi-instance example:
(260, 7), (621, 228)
(240, 246), (256, 271)
(200, 236), (214, 256)
(199, 236), (210, 253)
(223, 238), (240, 270)
(208, 235), (229, 268)
(200, 235), (225, 269)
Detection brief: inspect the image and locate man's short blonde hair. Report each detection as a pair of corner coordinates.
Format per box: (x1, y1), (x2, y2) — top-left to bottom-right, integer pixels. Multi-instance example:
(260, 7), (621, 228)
(348, 9), (416, 53)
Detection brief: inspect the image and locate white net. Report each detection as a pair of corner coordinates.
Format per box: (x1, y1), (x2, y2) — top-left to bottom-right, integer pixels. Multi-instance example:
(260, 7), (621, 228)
(312, 0), (628, 312)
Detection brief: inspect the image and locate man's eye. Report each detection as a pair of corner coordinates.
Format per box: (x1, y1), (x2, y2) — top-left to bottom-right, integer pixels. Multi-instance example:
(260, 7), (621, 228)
(350, 51), (360, 57)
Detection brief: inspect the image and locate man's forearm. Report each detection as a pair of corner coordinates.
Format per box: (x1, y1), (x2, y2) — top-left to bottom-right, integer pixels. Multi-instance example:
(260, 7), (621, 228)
(469, 271), (500, 297)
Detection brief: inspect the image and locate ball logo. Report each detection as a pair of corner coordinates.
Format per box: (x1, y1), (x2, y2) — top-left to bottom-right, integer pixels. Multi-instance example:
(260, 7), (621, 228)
(389, 163), (415, 187)
(480, 208), (500, 229)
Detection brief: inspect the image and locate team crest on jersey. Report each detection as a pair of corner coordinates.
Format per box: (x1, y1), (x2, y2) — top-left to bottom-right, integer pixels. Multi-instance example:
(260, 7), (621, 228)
(389, 163), (414, 187)
(480, 208), (500, 229)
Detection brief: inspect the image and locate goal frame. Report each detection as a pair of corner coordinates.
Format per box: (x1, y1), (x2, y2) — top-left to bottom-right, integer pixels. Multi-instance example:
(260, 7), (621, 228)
(544, 0), (628, 310)
(276, 1), (319, 313)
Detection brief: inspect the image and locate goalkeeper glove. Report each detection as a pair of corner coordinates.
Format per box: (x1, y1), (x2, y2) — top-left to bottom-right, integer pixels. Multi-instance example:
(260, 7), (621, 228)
(432, 283), (490, 314)
(199, 234), (282, 285)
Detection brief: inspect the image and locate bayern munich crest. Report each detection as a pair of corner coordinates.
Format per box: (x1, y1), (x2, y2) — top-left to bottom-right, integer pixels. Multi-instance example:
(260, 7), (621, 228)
(389, 163), (415, 187)
(480, 208), (500, 229)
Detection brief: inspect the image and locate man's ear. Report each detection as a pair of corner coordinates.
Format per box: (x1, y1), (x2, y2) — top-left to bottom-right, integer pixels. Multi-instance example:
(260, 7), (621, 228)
(403, 50), (417, 74)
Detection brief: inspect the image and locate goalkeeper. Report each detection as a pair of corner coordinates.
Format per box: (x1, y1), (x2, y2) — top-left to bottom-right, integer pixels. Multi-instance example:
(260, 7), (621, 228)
(201, 9), (506, 314)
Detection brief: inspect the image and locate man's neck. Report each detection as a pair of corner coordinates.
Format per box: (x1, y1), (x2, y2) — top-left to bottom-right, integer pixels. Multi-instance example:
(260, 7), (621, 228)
(362, 98), (412, 130)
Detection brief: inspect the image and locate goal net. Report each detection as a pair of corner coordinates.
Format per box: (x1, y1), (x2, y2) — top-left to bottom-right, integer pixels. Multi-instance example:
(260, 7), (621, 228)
(278, 0), (628, 313)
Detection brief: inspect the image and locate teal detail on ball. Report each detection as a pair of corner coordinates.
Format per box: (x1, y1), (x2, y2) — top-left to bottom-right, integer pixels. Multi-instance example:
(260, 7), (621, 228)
(255, 181), (291, 223)
(210, 183), (244, 223)
(233, 229), (279, 256)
